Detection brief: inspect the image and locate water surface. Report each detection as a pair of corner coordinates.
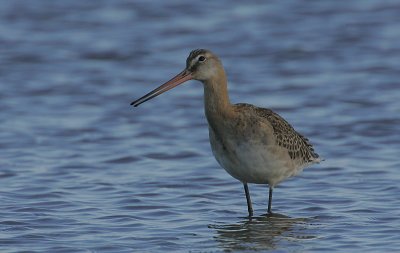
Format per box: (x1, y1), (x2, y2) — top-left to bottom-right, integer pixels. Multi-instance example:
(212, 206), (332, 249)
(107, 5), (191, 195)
(1, 1), (400, 252)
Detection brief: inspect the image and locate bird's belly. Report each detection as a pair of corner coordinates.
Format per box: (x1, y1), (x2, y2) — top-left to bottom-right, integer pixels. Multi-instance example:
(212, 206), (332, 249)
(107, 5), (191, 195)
(209, 130), (299, 186)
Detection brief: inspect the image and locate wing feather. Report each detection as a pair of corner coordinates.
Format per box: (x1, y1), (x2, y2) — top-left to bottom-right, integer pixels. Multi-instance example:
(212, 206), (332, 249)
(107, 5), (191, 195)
(235, 103), (320, 165)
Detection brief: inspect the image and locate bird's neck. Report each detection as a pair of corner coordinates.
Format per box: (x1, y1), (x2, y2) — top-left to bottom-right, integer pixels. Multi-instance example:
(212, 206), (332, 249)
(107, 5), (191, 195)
(203, 70), (234, 127)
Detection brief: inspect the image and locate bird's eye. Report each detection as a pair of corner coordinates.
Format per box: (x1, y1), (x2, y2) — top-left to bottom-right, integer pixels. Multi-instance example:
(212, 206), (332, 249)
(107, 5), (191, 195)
(198, 56), (206, 62)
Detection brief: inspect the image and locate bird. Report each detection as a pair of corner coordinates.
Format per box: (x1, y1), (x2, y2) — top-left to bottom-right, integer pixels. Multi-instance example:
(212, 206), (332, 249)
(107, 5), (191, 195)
(131, 49), (320, 217)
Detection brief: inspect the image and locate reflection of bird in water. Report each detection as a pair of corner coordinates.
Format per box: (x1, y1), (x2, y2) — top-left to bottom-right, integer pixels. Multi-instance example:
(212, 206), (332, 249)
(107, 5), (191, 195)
(131, 49), (320, 216)
(210, 214), (316, 251)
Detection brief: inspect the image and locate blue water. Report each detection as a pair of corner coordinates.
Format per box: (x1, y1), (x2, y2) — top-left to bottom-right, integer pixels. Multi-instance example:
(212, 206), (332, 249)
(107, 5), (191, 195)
(1, 1), (400, 252)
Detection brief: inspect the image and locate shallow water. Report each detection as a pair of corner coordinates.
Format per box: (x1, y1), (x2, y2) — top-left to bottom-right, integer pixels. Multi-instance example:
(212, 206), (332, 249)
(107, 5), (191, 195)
(1, 0), (400, 252)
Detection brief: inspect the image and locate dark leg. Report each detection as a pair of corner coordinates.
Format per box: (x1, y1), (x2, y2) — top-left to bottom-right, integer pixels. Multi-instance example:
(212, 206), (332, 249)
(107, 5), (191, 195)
(243, 183), (253, 217)
(268, 186), (273, 214)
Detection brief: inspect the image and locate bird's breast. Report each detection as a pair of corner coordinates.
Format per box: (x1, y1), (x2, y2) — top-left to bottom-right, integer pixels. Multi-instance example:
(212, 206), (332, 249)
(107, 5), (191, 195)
(207, 115), (302, 185)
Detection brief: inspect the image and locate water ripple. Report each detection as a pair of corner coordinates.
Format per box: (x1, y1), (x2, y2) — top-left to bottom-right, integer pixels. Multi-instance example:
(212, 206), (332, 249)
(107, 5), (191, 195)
(1, 0), (400, 252)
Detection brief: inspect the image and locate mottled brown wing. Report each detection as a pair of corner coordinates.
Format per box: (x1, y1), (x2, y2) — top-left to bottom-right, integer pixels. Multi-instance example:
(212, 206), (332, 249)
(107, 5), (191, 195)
(236, 103), (319, 164)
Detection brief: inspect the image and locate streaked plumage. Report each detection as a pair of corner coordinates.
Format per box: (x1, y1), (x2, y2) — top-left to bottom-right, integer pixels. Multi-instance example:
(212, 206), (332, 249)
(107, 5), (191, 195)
(131, 49), (320, 216)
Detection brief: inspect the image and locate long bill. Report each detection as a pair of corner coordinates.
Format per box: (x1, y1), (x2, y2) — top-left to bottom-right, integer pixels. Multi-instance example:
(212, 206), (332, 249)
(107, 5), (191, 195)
(130, 70), (193, 107)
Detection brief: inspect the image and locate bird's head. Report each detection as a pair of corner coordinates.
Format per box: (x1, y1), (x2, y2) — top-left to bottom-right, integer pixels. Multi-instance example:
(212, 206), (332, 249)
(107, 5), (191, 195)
(185, 49), (222, 81)
(131, 49), (223, 107)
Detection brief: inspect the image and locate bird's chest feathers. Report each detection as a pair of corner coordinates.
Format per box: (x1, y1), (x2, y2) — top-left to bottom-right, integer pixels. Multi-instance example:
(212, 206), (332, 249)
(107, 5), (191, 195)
(207, 114), (269, 165)
(208, 117), (291, 184)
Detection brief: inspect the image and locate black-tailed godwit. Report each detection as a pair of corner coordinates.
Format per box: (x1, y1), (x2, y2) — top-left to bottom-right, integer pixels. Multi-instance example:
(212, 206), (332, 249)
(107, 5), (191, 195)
(131, 49), (320, 216)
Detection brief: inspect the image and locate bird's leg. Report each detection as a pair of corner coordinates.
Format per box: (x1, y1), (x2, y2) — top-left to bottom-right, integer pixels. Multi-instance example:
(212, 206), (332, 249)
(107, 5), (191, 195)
(268, 186), (273, 214)
(243, 183), (253, 217)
